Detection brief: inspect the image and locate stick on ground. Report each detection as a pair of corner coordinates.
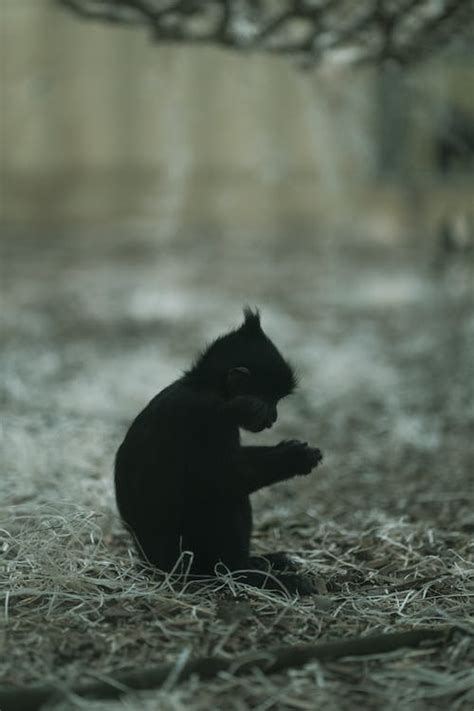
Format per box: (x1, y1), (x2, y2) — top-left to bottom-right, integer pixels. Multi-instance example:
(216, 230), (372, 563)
(0, 626), (455, 711)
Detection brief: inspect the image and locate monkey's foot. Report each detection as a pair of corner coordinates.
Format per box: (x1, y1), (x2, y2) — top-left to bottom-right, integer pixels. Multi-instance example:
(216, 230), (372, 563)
(249, 552), (299, 573)
(242, 558), (315, 596)
(240, 569), (314, 596)
(276, 572), (315, 596)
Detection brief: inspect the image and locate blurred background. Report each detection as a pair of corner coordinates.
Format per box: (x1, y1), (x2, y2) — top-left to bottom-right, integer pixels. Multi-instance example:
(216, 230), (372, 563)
(4, 1), (474, 228)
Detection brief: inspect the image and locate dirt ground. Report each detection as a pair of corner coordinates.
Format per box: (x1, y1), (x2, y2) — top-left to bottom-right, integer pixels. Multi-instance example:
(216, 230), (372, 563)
(1, 201), (474, 709)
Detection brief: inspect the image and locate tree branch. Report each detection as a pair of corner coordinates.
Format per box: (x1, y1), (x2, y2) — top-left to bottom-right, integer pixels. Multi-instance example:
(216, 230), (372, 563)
(57, 0), (474, 66)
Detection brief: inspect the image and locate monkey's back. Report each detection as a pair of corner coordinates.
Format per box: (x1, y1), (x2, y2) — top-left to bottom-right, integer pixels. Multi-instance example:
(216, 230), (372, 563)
(114, 379), (227, 566)
(115, 381), (189, 521)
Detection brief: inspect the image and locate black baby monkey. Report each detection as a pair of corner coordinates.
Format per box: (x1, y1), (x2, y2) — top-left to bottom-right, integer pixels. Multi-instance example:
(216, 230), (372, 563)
(115, 308), (322, 594)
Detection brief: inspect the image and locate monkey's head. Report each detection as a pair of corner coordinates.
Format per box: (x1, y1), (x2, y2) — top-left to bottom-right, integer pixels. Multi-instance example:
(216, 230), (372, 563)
(189, 308), (297, 432)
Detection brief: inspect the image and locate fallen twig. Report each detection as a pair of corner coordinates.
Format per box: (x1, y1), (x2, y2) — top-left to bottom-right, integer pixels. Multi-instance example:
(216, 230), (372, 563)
(0, 626), (455, 711)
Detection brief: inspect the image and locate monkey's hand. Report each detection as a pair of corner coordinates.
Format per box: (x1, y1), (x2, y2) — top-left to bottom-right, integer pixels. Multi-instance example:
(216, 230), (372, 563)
(224, 395), (271, 433)
(275, 440), (323, 476)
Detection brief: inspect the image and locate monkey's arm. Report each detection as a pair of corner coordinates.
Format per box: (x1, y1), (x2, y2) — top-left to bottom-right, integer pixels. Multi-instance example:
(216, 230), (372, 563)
(237, 442), (322, 495)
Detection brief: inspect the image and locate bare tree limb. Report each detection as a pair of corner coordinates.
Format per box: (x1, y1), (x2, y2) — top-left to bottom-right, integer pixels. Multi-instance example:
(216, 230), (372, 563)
(57, 0), (474, 66)
(0, 625), (456, 711)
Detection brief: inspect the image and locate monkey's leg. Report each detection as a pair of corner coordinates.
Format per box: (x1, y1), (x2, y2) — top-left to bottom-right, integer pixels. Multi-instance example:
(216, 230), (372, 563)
(181, 497), (253, 575)
(130, 526), (182, 572)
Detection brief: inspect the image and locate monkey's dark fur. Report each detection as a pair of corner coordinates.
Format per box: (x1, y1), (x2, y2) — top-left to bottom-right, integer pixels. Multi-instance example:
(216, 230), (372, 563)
(115, 309), (322, 594)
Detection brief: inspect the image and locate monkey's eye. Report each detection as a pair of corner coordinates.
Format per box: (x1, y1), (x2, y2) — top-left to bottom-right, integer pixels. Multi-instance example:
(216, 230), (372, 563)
(226, 367), (251, 396)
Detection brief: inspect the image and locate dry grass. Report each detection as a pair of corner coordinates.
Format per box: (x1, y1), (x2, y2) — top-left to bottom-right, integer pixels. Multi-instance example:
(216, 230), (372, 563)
(2, 497), (473, 709)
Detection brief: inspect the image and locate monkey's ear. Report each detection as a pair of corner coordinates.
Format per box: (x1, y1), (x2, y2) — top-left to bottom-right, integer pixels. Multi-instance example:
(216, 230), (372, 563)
(226, 366), (251, 396)
(241, 306), (261, 334)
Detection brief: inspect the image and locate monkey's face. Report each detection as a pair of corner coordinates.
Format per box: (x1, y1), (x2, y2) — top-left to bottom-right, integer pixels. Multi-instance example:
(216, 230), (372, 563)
(227, 394), (278, 432)
(226, 367), (279, 432)
(241, 396), (278, 432)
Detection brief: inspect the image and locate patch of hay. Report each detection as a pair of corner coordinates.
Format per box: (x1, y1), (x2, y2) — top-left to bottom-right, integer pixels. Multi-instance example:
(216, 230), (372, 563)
(2, 498), (473, 710)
